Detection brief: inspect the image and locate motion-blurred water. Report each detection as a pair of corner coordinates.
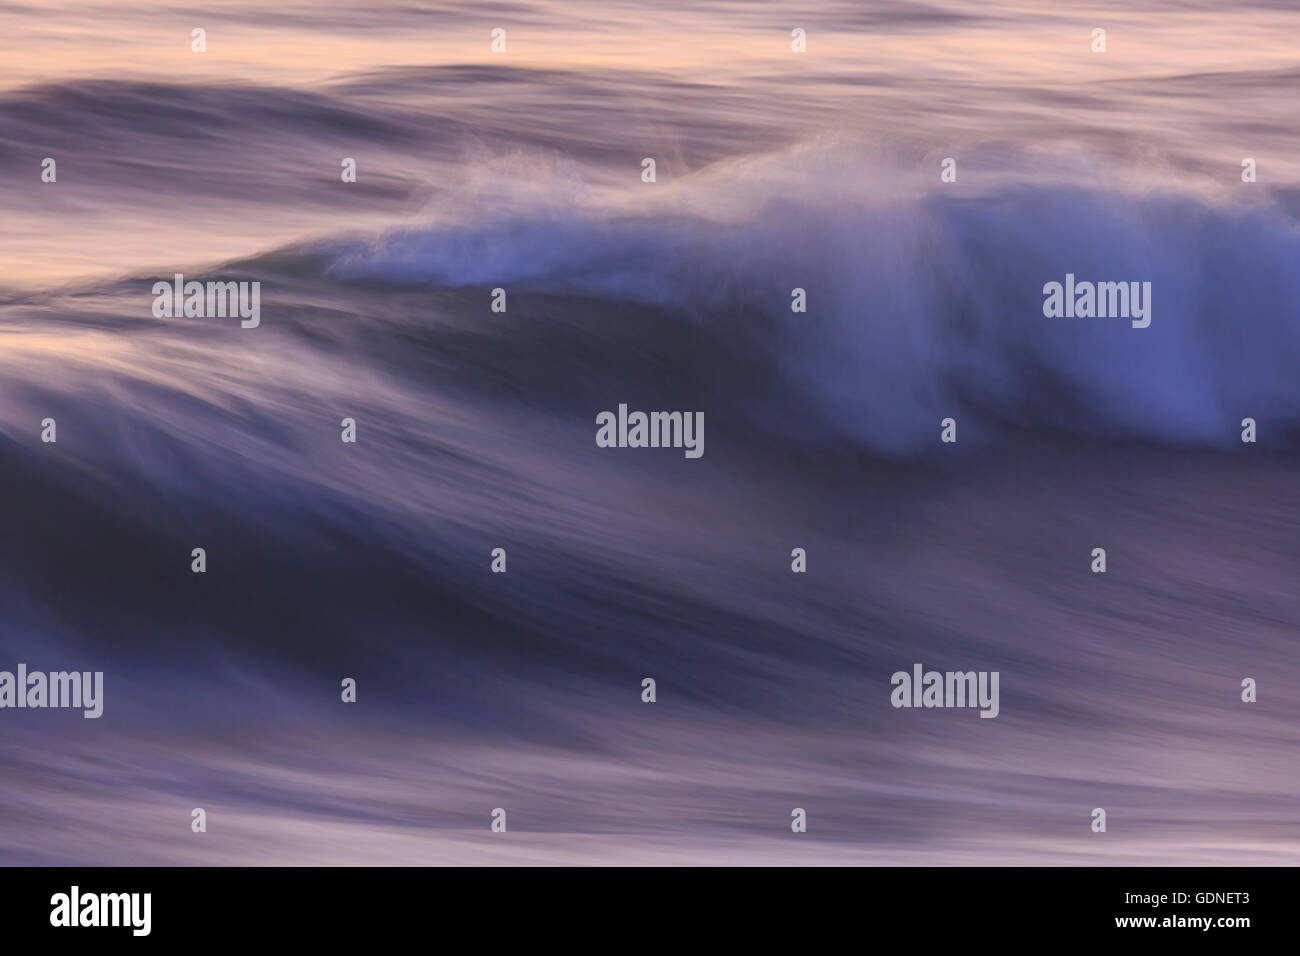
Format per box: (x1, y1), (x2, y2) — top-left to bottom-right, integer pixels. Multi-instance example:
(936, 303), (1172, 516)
(0, 0), (1297, 864)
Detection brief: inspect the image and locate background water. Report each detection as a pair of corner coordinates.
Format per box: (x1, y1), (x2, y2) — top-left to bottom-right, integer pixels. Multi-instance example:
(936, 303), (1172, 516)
(0, 0), (1298, 864)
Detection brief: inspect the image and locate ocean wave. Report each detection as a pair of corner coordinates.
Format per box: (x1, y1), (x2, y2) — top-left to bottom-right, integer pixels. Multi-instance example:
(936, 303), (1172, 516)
(322, 157), (1300, 454)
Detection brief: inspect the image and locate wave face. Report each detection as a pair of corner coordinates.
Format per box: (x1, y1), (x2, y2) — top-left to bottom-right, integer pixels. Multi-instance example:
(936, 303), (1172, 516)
(2, 0), (1300, 865)
(323, 171), (1300, 453)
